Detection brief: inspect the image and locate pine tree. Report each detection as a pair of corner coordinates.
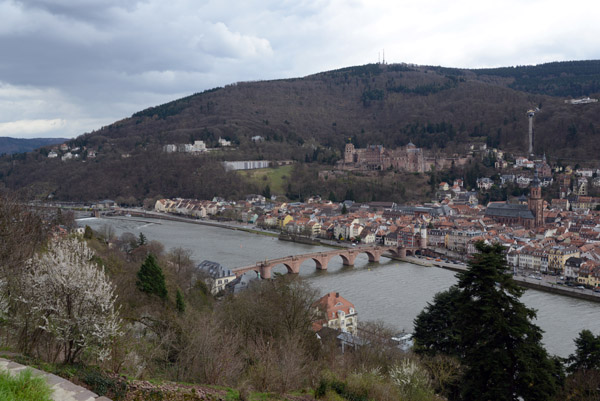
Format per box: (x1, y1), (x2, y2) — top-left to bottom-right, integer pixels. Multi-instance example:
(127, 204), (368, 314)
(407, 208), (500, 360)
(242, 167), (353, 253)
(138, 232), (147, 247)
(568, 329), (600, 373)
(413, 242), (559, 401)
(136, 254), (167, 299)
(175, 289), (186, 313)
(262, 184), (271, 200)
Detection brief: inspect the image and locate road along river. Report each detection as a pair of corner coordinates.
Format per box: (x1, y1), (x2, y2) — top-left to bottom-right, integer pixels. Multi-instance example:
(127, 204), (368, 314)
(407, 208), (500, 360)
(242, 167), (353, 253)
(80, 216), (600, 358)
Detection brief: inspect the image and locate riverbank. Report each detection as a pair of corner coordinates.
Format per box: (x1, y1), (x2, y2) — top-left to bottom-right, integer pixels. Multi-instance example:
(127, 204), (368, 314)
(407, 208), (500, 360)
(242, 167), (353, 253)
(102, 210), (279, 238)
(429, 260), (600, 303)
(88, 211), (600, 303)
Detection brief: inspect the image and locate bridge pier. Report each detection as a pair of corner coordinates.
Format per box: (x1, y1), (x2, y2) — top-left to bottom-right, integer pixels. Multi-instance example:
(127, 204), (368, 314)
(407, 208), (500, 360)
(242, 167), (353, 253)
(341, 252), (358, 266)
(366, 249), (382, 263)
(260, 265), (272, 279)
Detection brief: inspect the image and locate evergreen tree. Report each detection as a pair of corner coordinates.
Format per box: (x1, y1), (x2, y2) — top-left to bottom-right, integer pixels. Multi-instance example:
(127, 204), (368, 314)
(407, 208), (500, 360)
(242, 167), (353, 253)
(262, 184), (271, 200)
(136, 254), (167, 299)
(341, 204), (348, 214)
(413, 286), (463, 357)
(175, 289), (186, 313)
(567, 329), (600, 373)
(83, 225), (93, 239)
(138, 232), (147, 247)
(413, 242), (558, 400)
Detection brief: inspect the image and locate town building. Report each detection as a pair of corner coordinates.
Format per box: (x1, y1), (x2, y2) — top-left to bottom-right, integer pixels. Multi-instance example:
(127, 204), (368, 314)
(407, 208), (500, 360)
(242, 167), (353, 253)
(195, 260), (236, 294)
(313, 292), (358, 335)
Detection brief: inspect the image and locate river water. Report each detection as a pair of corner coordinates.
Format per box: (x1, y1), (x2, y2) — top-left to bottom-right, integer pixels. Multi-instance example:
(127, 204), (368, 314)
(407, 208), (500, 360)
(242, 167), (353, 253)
(80, 216), (600, 358)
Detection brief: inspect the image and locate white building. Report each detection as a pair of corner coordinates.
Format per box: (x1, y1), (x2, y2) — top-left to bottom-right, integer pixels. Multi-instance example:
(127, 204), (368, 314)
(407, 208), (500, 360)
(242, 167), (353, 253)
(222, 160), (271, 171)
(218, 137), (232, 147)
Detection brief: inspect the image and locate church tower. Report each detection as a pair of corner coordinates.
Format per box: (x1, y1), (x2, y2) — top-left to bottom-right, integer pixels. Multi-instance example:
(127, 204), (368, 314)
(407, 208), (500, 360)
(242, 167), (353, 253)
(528, 169), (544, 227)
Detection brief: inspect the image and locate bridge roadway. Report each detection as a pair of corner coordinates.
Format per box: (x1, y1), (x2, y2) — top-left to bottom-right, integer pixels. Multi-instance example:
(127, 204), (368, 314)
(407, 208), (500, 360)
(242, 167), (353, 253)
(232, 245), (415, 279)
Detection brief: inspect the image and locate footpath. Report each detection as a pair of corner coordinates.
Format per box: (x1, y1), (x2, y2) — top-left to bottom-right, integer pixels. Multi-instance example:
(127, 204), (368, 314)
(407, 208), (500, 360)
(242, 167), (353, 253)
(0, 357), (112, 401)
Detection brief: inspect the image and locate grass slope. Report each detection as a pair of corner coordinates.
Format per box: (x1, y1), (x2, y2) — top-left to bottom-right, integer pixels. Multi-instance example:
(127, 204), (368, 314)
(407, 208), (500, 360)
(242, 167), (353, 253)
(237, 165), (294, 196)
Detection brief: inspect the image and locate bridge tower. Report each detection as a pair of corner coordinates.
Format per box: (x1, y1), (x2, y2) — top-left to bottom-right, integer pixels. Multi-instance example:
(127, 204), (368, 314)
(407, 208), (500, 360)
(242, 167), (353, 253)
(419, 224), (428, 250)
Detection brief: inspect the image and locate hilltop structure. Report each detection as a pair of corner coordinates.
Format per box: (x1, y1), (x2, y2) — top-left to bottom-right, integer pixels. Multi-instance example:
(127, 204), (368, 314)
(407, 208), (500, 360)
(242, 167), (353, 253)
(340, 142), (471, 173)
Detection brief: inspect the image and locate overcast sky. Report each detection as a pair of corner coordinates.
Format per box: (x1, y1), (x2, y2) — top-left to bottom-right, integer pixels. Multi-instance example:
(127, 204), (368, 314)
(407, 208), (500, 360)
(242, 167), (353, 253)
(1, 0), (599, 139)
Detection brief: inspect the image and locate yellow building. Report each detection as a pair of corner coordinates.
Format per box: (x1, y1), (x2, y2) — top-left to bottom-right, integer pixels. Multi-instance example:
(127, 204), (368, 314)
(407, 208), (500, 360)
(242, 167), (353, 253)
(547, 246), (580, 274)
(278, 214), (294, 229)
(577, 260), (600, 287)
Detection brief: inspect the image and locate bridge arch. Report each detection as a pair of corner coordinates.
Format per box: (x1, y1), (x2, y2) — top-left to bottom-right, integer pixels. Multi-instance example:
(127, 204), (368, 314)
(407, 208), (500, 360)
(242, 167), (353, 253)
(270, 262), (299, 275)
(386, 248), (400, 258)
(362, 250), (380, 263)
(307, 257), (325, 270)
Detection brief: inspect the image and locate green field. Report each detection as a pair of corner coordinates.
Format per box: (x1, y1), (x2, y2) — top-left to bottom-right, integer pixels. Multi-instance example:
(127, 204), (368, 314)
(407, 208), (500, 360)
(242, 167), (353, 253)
(237, 164), (294, 196)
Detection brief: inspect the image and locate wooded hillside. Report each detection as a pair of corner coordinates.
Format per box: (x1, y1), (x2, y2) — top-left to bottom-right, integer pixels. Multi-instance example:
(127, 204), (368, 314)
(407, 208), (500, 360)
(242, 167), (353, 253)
(1, 60), (599, 201)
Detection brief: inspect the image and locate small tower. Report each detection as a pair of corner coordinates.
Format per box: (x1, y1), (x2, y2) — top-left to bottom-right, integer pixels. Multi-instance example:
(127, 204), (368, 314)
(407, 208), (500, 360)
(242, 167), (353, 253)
(528, 169), (544, 227)
(527, 108), (539, 155)
(344, 143), (355, 164)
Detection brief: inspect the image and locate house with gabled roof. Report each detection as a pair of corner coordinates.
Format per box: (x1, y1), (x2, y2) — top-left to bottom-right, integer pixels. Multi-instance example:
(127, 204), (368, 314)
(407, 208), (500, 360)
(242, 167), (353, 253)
(313, 292), (357, 335)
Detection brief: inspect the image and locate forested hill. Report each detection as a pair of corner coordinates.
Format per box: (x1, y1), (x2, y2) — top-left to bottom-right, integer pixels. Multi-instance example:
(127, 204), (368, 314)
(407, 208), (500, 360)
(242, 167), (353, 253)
(87, 60), (600, 156)
(472, 60), (600, 96)
(1, 60), (600, 202)
(0, 137), (67, 155)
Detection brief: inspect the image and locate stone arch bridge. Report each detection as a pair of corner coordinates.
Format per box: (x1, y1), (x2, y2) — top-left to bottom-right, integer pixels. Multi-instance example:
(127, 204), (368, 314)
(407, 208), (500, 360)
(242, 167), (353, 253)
(232, 245), (417, 279)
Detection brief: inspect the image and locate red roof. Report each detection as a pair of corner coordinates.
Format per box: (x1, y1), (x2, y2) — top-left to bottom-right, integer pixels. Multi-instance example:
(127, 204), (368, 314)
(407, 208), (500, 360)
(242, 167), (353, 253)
(314, 292), (356, 319)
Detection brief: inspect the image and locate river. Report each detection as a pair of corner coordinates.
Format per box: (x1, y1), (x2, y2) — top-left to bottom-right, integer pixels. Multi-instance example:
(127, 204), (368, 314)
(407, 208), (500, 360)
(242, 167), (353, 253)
(80, 216), (600, 358)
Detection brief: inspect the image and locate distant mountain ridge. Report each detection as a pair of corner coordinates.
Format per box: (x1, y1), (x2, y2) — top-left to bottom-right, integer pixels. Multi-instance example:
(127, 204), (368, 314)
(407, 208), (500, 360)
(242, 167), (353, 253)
(1, 60), (600, 202)
(0, 137), (67, 155)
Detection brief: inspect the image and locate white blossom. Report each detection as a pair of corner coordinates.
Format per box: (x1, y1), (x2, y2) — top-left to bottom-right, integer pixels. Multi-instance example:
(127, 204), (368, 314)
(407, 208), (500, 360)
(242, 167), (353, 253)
(20, 237), (121, 362)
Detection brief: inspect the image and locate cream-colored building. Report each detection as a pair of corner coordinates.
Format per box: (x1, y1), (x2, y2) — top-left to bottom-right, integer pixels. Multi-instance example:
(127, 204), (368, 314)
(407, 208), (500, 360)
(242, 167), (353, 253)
(314, 292), (358, 335)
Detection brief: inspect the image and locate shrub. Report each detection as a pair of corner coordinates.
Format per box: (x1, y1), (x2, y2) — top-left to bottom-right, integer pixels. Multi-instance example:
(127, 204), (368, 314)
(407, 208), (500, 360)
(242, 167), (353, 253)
(0, 368), (53, 401)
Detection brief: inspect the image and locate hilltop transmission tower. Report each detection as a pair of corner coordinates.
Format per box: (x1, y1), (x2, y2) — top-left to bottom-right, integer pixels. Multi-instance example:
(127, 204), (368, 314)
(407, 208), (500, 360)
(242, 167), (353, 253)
(526, 107), (539, 155)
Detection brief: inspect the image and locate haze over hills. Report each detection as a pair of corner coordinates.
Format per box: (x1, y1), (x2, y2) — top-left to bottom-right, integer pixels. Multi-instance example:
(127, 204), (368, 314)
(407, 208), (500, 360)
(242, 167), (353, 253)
(0, 137), (68, 155)
(1, 60), (600, 202)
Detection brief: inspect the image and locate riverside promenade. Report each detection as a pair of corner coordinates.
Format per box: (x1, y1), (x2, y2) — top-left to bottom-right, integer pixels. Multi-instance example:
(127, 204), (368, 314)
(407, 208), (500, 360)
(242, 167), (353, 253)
(424, 258), (600, 303)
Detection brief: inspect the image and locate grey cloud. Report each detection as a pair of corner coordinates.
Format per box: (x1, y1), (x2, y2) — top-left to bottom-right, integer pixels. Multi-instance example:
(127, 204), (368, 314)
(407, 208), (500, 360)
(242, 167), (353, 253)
(1, 0), (599, 138)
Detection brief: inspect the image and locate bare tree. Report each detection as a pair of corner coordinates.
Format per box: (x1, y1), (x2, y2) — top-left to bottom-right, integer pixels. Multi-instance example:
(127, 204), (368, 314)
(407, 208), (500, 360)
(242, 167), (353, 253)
(166, 247), (195, 291)
(0, 193), (46, 280)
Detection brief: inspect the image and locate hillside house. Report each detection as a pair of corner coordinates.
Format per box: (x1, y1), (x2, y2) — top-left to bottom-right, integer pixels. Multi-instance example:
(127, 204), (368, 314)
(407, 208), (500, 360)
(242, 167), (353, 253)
(196, 260), (236, 295)
(313, 292), (358, 335)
